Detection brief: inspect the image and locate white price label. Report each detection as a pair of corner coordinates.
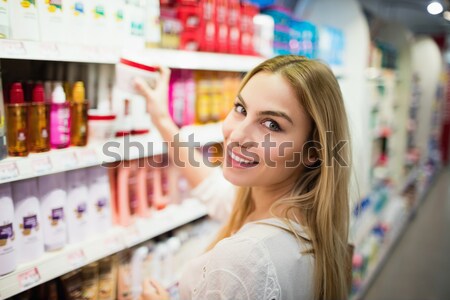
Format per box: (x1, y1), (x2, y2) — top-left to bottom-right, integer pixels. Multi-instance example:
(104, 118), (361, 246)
(1, 40), (26, 56)
(32, 156), (53, 174)
(39, 42), (59, 58)
(0, 162), (19, 181)
(123, 224), (142, 247)
(104, 235), (123, 252)
(76, 149), (98, 165)
(18, 268), (41, 289)
(67, 249), (87, 269)
(56, 151), (78, 168)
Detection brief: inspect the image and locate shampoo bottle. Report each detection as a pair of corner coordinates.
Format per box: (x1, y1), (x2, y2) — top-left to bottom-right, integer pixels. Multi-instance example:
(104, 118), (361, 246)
(6, 82), (28, 157)
(28, 83), (50, 152)
(50, 82), (71, 149)
(70, 81), (89, 146)
(0, 69), (8, 160)
(8, 0), (40, 40)
(0, 0), (10, 38)
(88, 166), (112, 234)
(66, 169), (90, 244)
(12, 178), (45, 264)
(38, 173), (67, 251)
(0, 183), (17, 276)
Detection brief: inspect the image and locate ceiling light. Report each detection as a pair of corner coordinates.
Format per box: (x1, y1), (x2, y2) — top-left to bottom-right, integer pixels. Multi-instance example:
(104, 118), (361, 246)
(427, 1), (444, 15)
(444, 10), (450, 20)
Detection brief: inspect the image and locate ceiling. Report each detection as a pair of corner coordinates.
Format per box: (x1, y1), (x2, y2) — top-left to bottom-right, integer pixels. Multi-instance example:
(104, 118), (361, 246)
(359, 0), (450, 36)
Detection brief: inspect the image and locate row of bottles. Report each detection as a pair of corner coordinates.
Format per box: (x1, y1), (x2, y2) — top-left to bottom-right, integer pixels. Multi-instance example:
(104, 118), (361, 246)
(3, 80), (88, 157)
(0, 166), (111, 276)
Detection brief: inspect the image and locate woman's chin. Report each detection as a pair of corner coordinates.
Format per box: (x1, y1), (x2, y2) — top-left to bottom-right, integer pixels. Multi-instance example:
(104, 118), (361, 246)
(222, 168), (254, 187)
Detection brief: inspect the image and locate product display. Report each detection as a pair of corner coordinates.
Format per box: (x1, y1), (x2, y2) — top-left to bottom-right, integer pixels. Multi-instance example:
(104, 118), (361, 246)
(0, 2), (448, 300)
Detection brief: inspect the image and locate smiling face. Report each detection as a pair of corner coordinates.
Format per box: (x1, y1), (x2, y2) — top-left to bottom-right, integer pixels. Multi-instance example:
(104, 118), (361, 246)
(222, 71), (313, 188)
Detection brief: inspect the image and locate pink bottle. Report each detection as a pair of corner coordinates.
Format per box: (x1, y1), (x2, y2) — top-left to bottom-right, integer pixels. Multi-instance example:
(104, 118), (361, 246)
(116, 162), (132, 226)
(50, 82), (71, 149)
(135, 159), (149, 217)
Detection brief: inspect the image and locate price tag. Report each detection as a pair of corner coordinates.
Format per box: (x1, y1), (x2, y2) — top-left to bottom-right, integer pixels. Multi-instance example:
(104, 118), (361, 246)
(55, 151), (78, 169)
(0, 40), (26, 56)
(104, 235), (123, 252)
(39, 42), (59, 58)
(0, 162), (19, 181)
(31, 156), (53, 174)
(18, 268), (41, 290)
(67, 249), (87, 269)
(76, 149), (98, 165)
(123, 224), (142, 247)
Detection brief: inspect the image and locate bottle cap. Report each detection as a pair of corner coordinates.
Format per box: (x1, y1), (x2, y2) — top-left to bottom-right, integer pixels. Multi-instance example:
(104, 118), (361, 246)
(72, 81), (85, 104)
(32, 83), (46, 103)
(52, 82), (66, 104)
(9, 82), (25, 104)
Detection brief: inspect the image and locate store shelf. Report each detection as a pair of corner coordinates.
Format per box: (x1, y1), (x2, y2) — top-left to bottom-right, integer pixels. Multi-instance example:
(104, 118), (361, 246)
(0, 40), (119, 64)
(0, 122), (223, 184)
(0, 199), (208, 300)
(121, 48), (265, 72)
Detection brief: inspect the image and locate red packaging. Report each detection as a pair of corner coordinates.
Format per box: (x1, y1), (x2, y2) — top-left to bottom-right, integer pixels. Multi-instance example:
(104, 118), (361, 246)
(240, 2), (259, 55)
(215, 0), (228, 52)
(228, 0), (240, 53)
(177, 4), (202, 31)
(180, 30), (201, 51)
(176, 0), (198, 5)
(200, 0), (216, 52)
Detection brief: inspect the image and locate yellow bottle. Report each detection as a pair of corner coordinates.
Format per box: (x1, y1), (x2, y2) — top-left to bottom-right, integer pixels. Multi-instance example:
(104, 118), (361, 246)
(28, 83), (50, 152)
(6, 82), (28, 157)
(70, 82), (88, 146)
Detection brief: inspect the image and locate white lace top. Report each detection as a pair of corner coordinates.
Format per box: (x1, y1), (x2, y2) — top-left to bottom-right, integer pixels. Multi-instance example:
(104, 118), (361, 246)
(179, 169), (315, 300)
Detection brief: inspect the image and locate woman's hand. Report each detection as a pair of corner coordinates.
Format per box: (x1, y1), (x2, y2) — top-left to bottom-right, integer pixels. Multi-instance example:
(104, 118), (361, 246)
(134, 66), (172, 126)
(139, 279), (170, 300)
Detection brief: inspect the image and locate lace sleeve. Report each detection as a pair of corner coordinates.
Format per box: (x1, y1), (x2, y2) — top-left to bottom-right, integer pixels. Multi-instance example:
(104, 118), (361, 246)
(192, 236), (281, 300)
(189, 167), (236, 222)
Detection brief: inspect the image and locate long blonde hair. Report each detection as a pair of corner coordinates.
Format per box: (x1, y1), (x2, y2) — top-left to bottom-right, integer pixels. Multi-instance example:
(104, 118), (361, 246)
(208, 55), (352, 300)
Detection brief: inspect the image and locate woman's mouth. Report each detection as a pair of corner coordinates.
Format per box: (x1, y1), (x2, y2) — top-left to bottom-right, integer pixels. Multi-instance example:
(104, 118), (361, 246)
(226, 150), (259, 169)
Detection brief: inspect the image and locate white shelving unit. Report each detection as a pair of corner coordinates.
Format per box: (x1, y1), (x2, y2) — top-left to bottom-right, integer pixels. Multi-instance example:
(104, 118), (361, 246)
(0, 199), (207, 299)
(0, 122), (223, 185)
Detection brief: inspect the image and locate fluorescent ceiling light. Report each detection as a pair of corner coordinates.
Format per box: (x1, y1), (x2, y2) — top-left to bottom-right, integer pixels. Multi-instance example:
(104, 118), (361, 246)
(427, 1), (444, 15)
(444, 10), (450, 20)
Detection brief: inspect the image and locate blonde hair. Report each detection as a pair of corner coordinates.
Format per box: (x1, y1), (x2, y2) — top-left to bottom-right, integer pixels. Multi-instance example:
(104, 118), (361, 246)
(208, 55), (352, 300)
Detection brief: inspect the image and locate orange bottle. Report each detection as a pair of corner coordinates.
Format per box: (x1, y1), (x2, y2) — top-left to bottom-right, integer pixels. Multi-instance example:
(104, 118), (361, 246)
(6, 82), (28, 156)
(70, 81), (88, 146)
(28, 83), (50, 152)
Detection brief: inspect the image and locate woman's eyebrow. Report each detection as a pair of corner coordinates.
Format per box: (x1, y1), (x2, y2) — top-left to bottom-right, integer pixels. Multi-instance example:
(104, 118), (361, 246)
(237, 94), (294, 125)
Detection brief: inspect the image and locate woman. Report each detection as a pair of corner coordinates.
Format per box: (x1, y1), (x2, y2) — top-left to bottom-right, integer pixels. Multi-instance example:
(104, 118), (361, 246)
(135, 55), (352, 300)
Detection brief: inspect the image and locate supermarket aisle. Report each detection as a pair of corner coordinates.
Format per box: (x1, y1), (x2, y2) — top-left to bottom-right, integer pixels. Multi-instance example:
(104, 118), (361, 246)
(364, 167), (450, 300)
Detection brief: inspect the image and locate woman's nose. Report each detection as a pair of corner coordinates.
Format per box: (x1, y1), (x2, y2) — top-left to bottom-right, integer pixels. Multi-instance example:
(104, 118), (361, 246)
(228, 119), (257, 149)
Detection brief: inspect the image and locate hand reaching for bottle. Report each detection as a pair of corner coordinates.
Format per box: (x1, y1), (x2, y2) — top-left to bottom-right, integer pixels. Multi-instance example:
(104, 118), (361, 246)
(139, 279), (170, 300)
(133, 66), (172, 126)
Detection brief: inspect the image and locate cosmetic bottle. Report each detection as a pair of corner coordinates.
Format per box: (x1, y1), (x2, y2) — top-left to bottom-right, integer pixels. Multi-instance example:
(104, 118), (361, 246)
(0, 70), (8, 160)
(12, 178), (44, 264)
(88, 166), (112, 234)
(66, 169), (90, 244)
(82, 262), (99, 300)
(38, 173), (67, 251)
(6, 82), (28, 156)
(50, 82), (71, 149)
(0, 183), (17, 276)
(98, 256), (117, 300)
(0, 0), (10, 39)
(116, 163), (132, 226)
(130, 246), (149, 299)
(28, 83), (50, 152)
(71, 81), (89, 146)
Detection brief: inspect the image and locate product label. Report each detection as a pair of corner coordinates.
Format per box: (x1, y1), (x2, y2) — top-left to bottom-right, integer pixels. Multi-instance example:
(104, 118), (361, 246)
(73, 1), (84, 16)
(0, 223), (14, 247)
(75, 202), (87, 219)
(32, 155), (52, 174)
(67, 249), (86, 268)
(20, 0), (35, 9)
(96, 197), (107, 212)
(115, 9), (124, 22)
(0, 162), (19, 181)
(20, 215), (39, 236)
(50, 207), (64, 226)
(93, 5), (105, 18)
(46, 0), (62, 13)
(18, 267), (41, 289)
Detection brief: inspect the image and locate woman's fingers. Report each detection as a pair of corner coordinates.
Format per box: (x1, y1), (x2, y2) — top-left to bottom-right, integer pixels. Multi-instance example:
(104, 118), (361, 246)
(150, 279), (167, 295)
(134, 77), (155, 101)
(140, 279), (170, 300)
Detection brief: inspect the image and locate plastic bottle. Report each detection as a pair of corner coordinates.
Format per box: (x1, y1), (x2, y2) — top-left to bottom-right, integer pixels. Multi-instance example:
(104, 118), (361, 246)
(0, 70), (8, 160)
(12, 178), (45, 264)
(0, 0), (10, 39)
(70, 81), (89, 146)
(50, 82), (71, 149)
(66, 169), (90, 244)
(87, 166), (112, 234)
(6, 82), (28, 156)
(38, 173), (67, 251)
(0, 183), (17, 276)
(28, 83), (50, 152)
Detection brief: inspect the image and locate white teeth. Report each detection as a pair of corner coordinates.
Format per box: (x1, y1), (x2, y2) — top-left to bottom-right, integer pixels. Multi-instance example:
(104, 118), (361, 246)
(230, 151), (254, 164)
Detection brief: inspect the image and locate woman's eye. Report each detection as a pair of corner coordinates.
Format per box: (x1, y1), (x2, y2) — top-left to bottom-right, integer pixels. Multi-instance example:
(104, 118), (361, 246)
(234, 103), (246, 115)
(263, 120), (282, 132)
